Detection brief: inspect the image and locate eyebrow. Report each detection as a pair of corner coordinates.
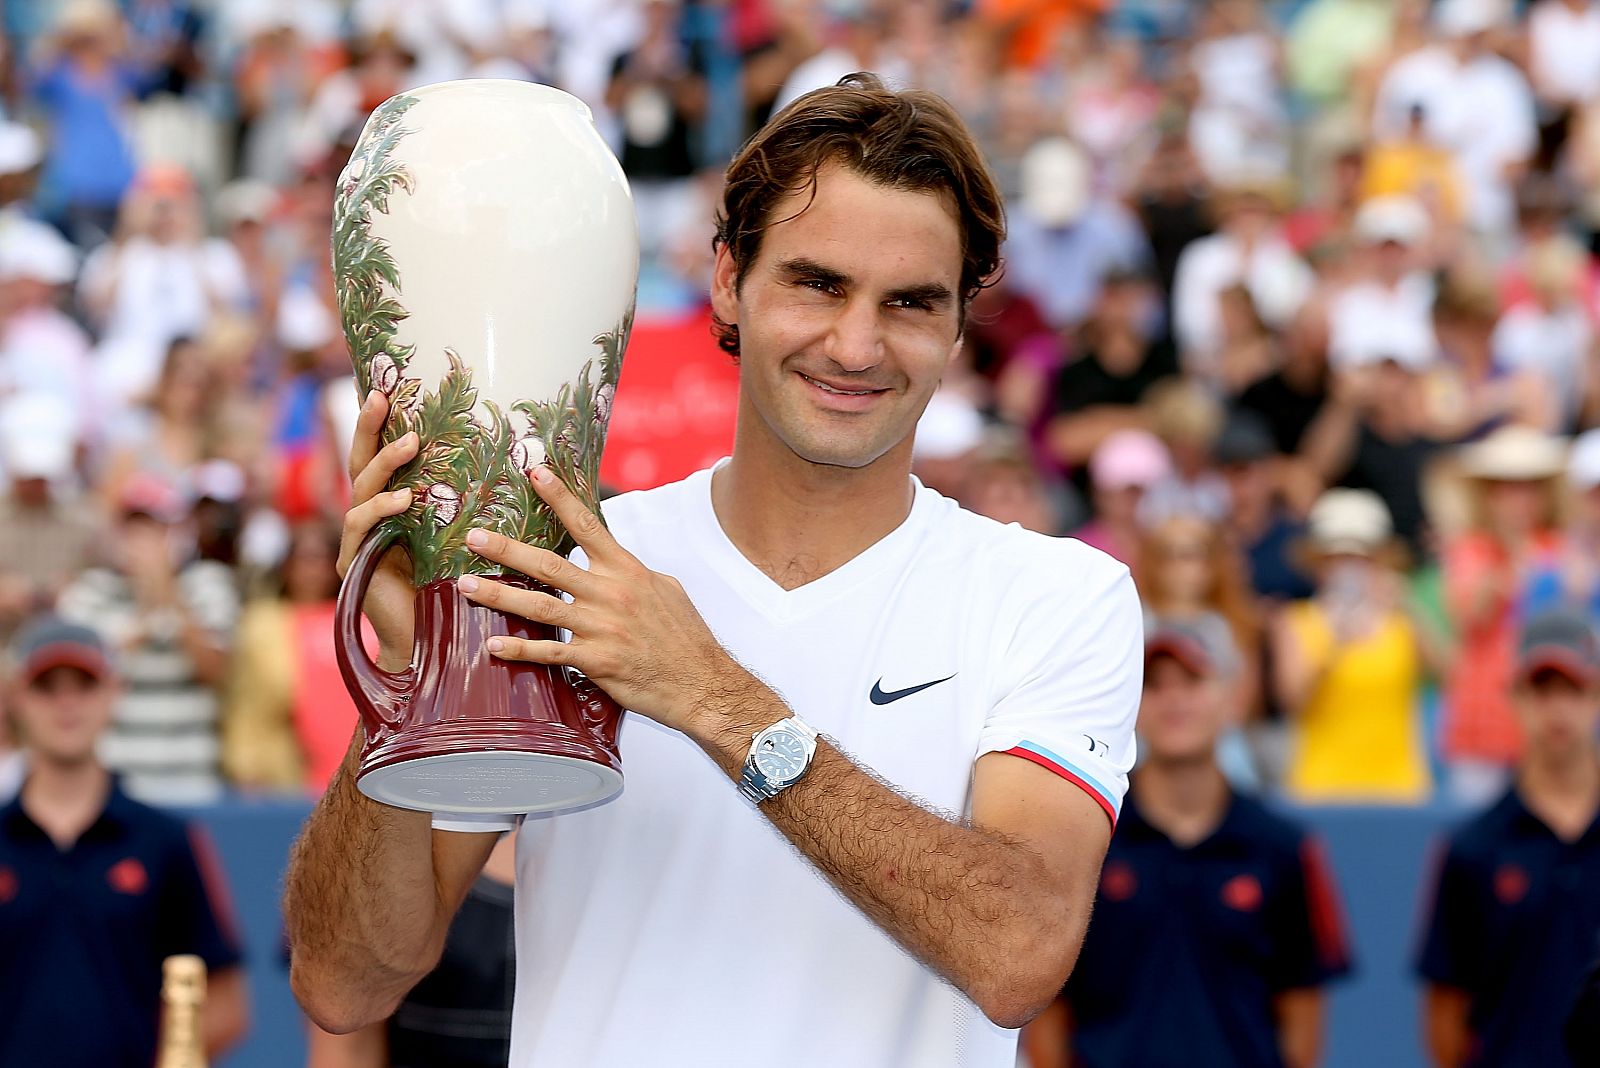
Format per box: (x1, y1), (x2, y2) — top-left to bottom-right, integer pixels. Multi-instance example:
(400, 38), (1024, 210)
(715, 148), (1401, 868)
(775, 257), (955, 309)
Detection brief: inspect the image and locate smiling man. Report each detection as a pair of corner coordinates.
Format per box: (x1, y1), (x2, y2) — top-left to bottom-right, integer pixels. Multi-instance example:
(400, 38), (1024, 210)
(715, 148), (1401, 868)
(286, 74), (1142, 1068)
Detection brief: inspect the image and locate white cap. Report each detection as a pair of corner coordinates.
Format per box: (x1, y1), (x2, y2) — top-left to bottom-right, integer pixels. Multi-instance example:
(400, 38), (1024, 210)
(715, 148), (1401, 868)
(1331, 311), (1437, 371)
(277, 288), (338, 351)
(1435, 0), (1507, 36)
(0, 222), (77, 284)
(0, 393), (77, 482)
(1355, 195), (1430, 247)
(1459, 425), (1567, 482)
(1570, 428), (1600, 492)
(215, 179), (278, 226)
(0, 122), (42, 176)
(1020, 138), (1090, 229)
(1308, 488), (1393, 555)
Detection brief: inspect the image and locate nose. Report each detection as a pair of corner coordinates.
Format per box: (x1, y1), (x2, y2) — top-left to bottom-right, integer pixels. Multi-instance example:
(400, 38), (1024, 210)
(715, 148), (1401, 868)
(823, 296), (883, 373)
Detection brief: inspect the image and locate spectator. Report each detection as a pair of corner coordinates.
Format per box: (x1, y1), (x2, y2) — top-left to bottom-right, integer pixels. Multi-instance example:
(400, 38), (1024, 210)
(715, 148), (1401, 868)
(1328, 195), (1439, 374)
(1140, 377), (1230, 524)
(1286, 0), (1397, 111)
(1073, 428), (1170, 567)
(1022, 615), (1352, 1068)
(1172, 176), (1314, 381)
(1136, 512), (1263, 718)
(1186, 0), (1289, 184)
(1215, 409), (1314, 603)
(223, 522), (368, 793)
(1526, 428), (1600, 619)
(78, 164), (250, 355)
(1043, 270), (1175, 473)
(1273, 489), (1432, 803)
(25, 0), (142, 245)
(1527, 0), (1600, 116)
(1440, 427), (1569, 802)
(57, 476), (237, 805)
(0, 615), (248, 1065)
(99, 335), (218, 510)
(0, 395), (97, 642)
(1491, 235), (1595, 430)
(1429, 264), (1555, 440)
(1003, 137), (1151, 332)
(1359, 103), (1467, 226)
(0, 219), (95, 442)
(1416, 608), (1600, 1068)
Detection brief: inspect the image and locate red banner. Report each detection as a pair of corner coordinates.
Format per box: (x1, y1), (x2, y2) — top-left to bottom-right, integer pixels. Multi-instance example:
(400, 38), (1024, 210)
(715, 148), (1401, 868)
(600, 309), (741, 493)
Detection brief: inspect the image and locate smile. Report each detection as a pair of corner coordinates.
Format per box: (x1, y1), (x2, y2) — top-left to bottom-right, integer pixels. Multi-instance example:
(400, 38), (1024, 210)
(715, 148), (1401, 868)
(798, 373), (887, 397)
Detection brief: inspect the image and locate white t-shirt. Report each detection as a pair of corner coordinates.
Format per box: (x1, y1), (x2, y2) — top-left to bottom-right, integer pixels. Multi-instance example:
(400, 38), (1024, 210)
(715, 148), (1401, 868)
(1529, 0), (1600, 104)
(438, 465), (1142, 1067)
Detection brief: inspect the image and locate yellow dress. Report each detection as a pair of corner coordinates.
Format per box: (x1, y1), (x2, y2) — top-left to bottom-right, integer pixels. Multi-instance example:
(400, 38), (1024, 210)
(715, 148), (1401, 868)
(1282, 601), (1430, 804)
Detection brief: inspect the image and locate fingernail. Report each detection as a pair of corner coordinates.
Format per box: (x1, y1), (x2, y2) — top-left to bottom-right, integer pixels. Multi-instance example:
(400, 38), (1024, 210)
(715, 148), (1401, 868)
(364, 390), (379, 411)
(487, 637), (505, 653)
(530, 466), (551, 484)
(466, 529), (488, 548)
(457, 575), (479, 593)
(392, 488), (412, 503)
(402, 432), (418, 449)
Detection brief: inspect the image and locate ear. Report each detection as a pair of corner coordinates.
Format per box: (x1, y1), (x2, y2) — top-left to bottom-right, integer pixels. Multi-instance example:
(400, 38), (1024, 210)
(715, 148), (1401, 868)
(710, 244), (740, 328)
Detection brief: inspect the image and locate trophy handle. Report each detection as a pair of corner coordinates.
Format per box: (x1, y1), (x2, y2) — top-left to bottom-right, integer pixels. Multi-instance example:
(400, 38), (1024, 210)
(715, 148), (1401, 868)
(335, 518), (415, 736)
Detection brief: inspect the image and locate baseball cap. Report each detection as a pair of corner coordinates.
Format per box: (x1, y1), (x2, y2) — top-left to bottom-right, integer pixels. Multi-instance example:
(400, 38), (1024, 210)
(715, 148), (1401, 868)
(1516, 609), (1600, 686)
(0, 122), (42, 176)
(1090, 429), (1171, 491)
(1355, 195), (1430, 247)
(1459, 426), (1567, 482)
(1435, 0), (1507, 37)
(0, 222), (78, 285)
(1145, 613), (1239, 678)
(118, 473), (189, 523)
(10, 615), (114, 684)
(1307, 489), (1393, 556)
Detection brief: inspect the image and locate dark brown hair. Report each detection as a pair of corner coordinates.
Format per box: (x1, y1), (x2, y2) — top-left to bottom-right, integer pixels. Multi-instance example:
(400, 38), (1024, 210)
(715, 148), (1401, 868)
(712, 72), (1005, 358)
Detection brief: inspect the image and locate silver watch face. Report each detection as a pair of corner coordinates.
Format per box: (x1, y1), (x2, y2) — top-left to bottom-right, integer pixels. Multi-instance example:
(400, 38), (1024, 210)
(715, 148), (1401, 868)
(753, 730), (808, 783)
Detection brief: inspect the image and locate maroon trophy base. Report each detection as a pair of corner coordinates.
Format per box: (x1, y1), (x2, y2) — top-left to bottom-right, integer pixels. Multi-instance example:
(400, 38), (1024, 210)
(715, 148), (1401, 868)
(338, 538), (625, 815)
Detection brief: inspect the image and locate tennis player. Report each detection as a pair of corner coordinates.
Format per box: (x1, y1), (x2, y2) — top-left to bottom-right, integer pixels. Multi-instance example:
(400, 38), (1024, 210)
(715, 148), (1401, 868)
(286, 74), (1142, 1068)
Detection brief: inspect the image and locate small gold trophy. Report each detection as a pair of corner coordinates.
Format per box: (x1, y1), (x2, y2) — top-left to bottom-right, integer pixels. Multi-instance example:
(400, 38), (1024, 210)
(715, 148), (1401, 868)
(156, 955), (207, 1068)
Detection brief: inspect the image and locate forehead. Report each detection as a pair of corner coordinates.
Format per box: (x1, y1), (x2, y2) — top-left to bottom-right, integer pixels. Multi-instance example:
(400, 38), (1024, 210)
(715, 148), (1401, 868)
(753, 163), (963, 287)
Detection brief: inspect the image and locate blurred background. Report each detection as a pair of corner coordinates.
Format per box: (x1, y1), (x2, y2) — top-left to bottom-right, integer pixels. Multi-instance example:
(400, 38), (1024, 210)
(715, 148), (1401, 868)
(1, 0), (1598, 1064)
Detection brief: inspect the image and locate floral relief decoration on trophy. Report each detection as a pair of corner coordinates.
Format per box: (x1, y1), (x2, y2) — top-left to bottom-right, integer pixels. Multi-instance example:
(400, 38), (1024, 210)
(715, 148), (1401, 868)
(334, 92), (633, 585)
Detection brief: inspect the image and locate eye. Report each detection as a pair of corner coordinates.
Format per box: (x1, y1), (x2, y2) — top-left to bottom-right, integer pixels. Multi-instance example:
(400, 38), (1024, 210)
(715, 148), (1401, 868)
(887, 297), (933, 312)
(796, 277), (839, 295)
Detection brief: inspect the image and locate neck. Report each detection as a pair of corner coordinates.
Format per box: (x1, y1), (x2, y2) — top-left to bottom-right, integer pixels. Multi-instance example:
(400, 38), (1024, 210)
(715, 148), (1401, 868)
(1132, 757), (1230, 846)
(21, 758), (111, 848)
(713, 412), (916, 591)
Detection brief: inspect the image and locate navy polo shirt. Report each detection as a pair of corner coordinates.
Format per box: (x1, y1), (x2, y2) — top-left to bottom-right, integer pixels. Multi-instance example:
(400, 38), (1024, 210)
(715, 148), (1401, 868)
(0, 779), (242, 1068)
(1062, 791), (1353, 1068)
(1416, 787), (1600, 1068)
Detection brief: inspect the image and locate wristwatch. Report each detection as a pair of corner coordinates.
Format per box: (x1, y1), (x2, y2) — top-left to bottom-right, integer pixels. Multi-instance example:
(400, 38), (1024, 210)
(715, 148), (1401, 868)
(738, 716), (819, 803)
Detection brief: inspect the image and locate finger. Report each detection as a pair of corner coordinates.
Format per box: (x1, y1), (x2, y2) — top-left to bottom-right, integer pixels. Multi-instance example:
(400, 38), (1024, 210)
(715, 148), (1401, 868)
(456, 576), (587, 632)
(528, 466), (626, 566)
(461, 534), (599, 598)
(351, 431), (419, 505)
(337, 488), (413, 578)
(484, 635), (583, 668)
(347, 390), (391, 482)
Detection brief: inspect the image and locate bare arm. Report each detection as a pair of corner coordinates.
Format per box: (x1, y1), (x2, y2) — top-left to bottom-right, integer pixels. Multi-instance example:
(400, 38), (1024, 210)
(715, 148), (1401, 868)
(1274, 987), (1326, 1068)
(1423, 984), (1473, 1068)
(1271, 609), (1322, 715)
(203, 966), (251, 1059)
(283, 734), (498, 1034)
(697, 682), (1110, 1029)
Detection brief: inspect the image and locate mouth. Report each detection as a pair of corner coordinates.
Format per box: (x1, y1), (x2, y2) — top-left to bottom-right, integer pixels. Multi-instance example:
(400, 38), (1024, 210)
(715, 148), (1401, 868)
(797, 372), (890, 410)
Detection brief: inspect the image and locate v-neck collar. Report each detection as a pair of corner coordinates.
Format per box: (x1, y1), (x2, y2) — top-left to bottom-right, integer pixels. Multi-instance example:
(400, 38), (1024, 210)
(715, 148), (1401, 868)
(685, 460), (936, 623)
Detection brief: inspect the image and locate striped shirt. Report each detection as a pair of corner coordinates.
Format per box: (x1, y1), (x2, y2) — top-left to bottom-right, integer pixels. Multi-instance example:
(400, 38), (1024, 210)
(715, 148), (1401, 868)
(57, 562), (238, 806)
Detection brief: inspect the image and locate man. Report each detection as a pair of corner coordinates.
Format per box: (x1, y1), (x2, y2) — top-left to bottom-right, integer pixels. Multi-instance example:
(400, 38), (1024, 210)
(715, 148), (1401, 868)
(286, 75), (1143, 1067)
(1023, 615), (1352, 1068)
(0, 615), (247, 1066)
(1416, 608), (1600, 1068)
(58, 476), (238, 805)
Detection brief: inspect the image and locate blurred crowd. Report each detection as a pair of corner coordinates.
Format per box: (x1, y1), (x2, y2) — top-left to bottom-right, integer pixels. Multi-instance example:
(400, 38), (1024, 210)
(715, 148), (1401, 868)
(1, 0), (1600, 814)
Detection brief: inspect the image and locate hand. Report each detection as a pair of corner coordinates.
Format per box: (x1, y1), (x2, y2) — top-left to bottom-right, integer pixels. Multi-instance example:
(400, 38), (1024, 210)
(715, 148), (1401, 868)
(337, 390), (418, 669)
(454, 466), (752, 734)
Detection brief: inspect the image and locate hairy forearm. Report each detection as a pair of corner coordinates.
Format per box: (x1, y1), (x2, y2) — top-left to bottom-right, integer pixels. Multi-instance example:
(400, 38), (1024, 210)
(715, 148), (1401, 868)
(282, 734), (446, 1033)
(690, 678), (1079, 1028)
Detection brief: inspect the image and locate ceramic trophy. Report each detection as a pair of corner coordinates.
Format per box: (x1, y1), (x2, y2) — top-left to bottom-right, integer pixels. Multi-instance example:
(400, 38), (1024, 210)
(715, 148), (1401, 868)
(332, 80), (638, 816)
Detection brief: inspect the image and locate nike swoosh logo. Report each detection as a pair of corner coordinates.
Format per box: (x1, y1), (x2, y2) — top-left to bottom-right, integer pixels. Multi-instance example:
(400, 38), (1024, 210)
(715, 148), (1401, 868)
(870, 674), (957, 705)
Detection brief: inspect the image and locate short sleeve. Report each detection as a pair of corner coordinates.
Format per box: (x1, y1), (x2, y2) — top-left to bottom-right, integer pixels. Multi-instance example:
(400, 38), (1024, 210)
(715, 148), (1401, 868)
(1416, 837), (1483, 988)
(1267, 833), (1354, 990)
(976, 554), (1142, 827)
(161, 825), (244, 973)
